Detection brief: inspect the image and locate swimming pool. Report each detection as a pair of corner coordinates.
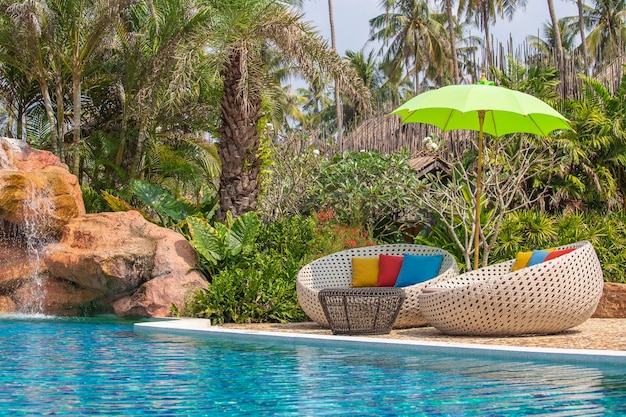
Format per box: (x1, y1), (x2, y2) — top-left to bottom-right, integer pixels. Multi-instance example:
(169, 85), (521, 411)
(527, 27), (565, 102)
(2, 315), (625, 416)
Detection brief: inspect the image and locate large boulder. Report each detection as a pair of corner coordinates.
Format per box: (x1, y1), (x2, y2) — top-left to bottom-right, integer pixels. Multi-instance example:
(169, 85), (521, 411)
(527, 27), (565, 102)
(45, 210), (207, 317)
(0, 138), (207, 318)
(592, 282), (626, 318)
(12, 277), (106, 316)
(0, 137), (85, 235)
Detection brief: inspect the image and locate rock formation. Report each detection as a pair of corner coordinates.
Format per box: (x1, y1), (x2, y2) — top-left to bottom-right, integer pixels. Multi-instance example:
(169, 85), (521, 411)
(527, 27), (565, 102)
(45, 211), (207, 317)
(0, 137), (207, 317)
(0, 137), (85, 235)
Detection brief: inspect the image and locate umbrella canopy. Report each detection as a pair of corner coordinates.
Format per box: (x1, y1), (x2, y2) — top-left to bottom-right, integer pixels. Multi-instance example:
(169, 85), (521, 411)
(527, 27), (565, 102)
(391, 79), (572, 269)
(391, 83), (571, 137)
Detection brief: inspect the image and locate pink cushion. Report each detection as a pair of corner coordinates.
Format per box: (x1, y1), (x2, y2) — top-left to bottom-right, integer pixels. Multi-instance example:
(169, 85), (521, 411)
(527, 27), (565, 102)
(377, 254), (403, 287)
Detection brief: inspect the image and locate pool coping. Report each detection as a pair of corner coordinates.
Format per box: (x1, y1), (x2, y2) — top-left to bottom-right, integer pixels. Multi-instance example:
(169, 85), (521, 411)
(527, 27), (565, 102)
(134, 319), (626, 366)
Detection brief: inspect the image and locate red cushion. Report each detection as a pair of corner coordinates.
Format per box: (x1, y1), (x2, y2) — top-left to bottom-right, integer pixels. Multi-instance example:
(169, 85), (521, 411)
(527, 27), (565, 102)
(377, 254), (404, 287)
(543, 247), (576, 262)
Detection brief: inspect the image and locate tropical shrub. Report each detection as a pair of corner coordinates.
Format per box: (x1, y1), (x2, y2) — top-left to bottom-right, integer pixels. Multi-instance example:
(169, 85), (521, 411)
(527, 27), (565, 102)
(307, 150), (425, 242)
(186, 212), (377, 324)
(494, 209), (626, 283)
(186, 212), (261, 275)
(257, 144), (324, 222)
(188, 251), (306, 324)
(419, 208), (626, 282)
(305, 210), (377, 262)
(102, 179), (218, 229)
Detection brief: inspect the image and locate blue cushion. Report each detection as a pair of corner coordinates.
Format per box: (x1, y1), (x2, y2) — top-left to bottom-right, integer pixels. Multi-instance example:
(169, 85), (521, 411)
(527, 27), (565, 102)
(394, 254), (444, 287)
(527, 250), (552, 267)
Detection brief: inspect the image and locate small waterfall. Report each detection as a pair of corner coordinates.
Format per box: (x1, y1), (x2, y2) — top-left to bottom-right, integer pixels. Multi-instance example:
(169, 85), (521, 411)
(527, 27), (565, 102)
(0, 173), (57, 315)
(19, 181), (57, 313)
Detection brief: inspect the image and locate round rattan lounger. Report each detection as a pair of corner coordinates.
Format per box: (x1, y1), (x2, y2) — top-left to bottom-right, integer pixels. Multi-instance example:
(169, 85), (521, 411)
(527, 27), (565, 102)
(296, 244), (459, 329)
(418, 241), (604, 336)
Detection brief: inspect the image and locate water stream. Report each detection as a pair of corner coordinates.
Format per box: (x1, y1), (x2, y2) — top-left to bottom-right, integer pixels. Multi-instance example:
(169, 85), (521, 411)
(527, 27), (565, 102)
(0, 139), (57, 314)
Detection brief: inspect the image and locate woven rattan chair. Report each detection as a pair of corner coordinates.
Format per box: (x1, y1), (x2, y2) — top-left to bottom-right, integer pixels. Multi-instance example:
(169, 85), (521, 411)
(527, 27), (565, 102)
(418, 241), (604, 336)
(296, 244), (459, 329)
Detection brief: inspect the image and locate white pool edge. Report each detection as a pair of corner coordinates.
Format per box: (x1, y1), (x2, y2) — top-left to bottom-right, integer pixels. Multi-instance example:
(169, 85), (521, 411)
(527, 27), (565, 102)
(134, 319), (626, 366)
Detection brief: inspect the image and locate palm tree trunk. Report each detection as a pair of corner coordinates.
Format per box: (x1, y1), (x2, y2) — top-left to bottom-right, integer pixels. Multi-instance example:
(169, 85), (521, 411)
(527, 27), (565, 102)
(445, 0), (460, 84)
(328, 0), (343, 144)
(39, 79), (58, 155)
(71, 64), (82, 177)
(217, 49), (262, 220)
(481, 3), (492, 69)
(133, 120), (148, 180)
(576, 0), (589, 75)
(16, 103), (23, 140)
(54, 76), (66, 159)
(547, 0), (566, 96)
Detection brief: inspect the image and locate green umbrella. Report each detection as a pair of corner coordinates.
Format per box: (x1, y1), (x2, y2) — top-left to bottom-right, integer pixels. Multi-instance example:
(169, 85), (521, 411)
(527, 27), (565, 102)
(391, 77), (572, 269)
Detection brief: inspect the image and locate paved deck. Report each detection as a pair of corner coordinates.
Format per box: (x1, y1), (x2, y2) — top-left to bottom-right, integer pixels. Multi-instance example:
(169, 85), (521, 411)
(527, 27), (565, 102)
(220, 318), (626, 351)
(135, 318), (626, 364)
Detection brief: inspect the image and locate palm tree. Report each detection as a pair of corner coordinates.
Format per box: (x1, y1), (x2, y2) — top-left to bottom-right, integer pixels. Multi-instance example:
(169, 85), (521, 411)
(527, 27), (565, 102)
(527, 17), (578, 67)
(327, 0), (343, 144)
(345, 48), (387, 110)
(206, 0), (370, 219)
(110, 0), (212, 180)
(370, 0), (448, 94)
(46, 0), (128, 176)
(438, 0), (460, 84)
(582, 0), (626, 70)
(574, 0), (590, 75)
(457, 0), (527, 69)
(546, 0), (566, 96)
(0, 0), (62, 154)
(0, 62), (40, 140)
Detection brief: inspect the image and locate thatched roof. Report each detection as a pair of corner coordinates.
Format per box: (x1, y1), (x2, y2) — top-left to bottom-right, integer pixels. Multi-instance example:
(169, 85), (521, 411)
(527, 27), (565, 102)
(408, 152), (446, 178)
(340, 113), (472, 158)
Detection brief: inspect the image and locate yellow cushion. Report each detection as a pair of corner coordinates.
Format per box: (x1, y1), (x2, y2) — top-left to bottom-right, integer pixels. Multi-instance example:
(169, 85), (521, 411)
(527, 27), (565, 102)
(511, 251), (533, 272)
(511, 248), (555, 272)
(351, 257), (379, 287)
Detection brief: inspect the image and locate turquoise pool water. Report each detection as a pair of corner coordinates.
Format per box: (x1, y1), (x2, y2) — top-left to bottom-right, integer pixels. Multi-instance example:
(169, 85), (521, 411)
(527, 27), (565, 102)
(1, 315), (625, 416)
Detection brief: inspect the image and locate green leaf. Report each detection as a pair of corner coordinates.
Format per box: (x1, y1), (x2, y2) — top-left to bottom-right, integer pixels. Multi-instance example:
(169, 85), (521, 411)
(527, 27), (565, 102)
(131, 180), (197, 223)
(187, 216), (225, 265)
(228, 212), (261, 255)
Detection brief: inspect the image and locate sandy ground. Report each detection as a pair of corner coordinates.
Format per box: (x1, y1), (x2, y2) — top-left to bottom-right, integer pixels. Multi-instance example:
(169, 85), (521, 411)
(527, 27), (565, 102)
(220, 318), (626, 351)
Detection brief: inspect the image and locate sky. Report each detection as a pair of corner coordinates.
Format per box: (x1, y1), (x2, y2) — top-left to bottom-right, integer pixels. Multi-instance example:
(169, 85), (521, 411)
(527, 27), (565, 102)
(301, 0), (580, 56)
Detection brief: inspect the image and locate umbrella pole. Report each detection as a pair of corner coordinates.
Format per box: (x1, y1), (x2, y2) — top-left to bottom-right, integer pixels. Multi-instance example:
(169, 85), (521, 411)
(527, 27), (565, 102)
(473, 111), (486, 270)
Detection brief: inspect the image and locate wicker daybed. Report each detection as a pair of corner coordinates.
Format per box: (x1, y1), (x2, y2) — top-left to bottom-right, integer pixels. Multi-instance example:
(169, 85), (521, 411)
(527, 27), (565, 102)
(418, 241), (604, 336)
(296, 244), (459, 329)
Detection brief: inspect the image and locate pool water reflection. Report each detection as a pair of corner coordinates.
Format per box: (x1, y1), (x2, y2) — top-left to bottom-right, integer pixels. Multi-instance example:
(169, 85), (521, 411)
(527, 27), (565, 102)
(1, 315), (625, 416)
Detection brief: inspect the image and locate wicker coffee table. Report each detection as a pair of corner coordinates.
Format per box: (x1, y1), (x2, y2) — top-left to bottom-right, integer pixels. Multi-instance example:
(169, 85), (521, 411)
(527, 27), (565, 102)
(318, 287), (405, 335)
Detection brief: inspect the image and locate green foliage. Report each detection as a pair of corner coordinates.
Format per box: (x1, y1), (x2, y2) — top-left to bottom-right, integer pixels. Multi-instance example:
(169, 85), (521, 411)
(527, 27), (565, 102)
(256, 214), (318, 260)
(418, 208), (626, 282)
(493, 210), (626, 283)
(81, 185), (111, 214)
(258, 145), (324, 221)
(186, 212), (377, 324)
(187, 251), (306, 324)
(553, 74), (626, 211)
(131, 180), (199, 226)
(308, 150), (425, 242)
(186, 212), (261, 274)
(306, 211), (377, 262)
(102, 179), (218, 228)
